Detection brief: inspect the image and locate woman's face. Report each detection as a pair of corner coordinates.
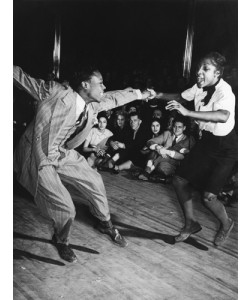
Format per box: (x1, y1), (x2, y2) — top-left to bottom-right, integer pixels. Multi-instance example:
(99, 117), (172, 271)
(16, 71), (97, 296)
(117, 115), (125, 128)
(151, 121), (161, 135)
(98, 117), (107, 131)
(196, 58), (220, 88)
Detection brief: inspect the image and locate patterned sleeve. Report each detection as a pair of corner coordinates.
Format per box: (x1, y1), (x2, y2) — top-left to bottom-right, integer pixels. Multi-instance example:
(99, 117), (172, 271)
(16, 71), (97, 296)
(13, 66), (54, 102)
(94, 89), (139, 112)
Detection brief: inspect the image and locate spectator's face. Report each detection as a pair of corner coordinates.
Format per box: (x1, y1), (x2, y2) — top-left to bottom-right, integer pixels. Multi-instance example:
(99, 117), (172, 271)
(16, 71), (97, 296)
(196, 58), (220, 88)
(98, 117), (108, 131)
(117, 115), (125, 128)
(128, 106), (137, 114)
(151, 121), (161, 135)
(173, 122), (185, 137)
(130, 115), (141, 131)
(152, 109), (162, 119)
(86, 72), (106, 102)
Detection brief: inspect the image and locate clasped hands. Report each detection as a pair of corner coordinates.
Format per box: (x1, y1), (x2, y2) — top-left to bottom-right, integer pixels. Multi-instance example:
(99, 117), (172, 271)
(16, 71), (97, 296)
(110, 141), (125, 150)
(95, 145), (108, 157)
(141, 88), (156, 101)
(156, 146), (171, 158)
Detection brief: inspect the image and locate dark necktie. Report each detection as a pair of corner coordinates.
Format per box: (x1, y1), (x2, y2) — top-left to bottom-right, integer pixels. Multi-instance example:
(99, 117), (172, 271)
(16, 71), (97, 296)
(201, 79), (220, 106)
(172, 137), (176, 146)
(67, 105), (88, 142)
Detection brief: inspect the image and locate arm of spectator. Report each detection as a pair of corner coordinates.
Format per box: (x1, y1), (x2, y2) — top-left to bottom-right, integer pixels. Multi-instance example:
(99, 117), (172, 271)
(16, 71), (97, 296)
(82, 139), (97, 153)
(158, 148), (184, 160)
(147, 131), (167, 149)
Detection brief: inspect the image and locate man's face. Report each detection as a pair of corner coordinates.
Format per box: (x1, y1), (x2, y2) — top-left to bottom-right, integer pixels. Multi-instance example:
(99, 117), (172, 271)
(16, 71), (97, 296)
(85, 72), (106, 102)
(130, 115), (141, 131)
(128, 106), (137, 114)
(196, 58), (220, 88)
(117, 115), (125, 128)
(152, 109), (162, 119)
(173, 122), (185, 137)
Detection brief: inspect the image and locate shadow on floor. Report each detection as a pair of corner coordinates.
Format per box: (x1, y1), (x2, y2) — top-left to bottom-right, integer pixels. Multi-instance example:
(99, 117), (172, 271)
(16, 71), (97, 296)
(13, 249), (66, 266)
(14, 232), (100, 254)
(112, 219), (208, 251)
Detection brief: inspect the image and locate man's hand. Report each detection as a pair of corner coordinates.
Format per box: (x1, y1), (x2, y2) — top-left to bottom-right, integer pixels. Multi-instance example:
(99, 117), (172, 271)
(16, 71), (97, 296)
(158, 148), (171, 157)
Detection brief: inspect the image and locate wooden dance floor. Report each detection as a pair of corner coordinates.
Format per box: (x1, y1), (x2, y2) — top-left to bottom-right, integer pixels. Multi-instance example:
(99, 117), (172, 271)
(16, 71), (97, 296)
(13, 170), (238, 300)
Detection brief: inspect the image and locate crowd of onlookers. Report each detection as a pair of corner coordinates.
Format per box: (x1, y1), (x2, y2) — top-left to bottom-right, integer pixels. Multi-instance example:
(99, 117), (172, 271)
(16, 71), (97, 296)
(13, 64), (238, 207)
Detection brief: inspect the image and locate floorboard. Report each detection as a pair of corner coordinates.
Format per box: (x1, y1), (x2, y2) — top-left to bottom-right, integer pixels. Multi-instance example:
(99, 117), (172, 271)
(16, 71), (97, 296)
(13, 170), (238, 300)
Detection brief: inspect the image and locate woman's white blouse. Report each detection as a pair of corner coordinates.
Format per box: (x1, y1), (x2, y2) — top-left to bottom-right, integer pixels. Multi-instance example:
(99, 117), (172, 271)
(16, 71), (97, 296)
(181, 79), (235, 136)
(85, 127), (113, 147)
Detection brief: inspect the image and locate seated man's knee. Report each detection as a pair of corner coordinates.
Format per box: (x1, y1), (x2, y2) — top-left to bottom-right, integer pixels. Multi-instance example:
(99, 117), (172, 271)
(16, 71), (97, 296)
(157, 162), (175, 177)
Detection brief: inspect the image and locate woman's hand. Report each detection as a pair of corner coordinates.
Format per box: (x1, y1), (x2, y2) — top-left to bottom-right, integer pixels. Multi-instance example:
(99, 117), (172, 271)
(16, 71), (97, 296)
(96, 149), (106, 157)
(165, 100), (189, 116)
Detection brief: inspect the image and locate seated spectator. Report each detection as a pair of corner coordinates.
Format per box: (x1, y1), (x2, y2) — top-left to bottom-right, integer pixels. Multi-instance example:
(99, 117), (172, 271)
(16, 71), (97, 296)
(140, 117), (163, 156)
(152, 108), (163, 119)
(104, 111), (151, 173)
(98, 110), (130, 169)
(105, 109), (116, 131)
(138, 116), (195, 182)
(81, 111), (113, 168)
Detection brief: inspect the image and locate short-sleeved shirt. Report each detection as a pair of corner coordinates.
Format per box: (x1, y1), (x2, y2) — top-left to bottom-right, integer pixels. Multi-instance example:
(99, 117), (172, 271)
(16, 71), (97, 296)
(85, 127), (113, 148)
(181, 79), (235, 136)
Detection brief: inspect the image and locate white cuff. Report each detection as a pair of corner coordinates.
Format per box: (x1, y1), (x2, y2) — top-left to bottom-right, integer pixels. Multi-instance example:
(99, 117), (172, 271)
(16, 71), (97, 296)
(149, 144), (158, 150)
(135, 89), (142, 99)
(169, 150), (175, 158)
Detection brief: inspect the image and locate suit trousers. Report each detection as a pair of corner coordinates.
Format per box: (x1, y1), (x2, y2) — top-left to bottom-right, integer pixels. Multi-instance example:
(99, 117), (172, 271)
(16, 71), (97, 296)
(154, 156), (180, 177)
(35, 149), (110, 244)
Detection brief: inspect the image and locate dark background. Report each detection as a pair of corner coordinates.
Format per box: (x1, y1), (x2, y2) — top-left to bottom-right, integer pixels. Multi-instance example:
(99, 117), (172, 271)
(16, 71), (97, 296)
(13, 0), (238, 89)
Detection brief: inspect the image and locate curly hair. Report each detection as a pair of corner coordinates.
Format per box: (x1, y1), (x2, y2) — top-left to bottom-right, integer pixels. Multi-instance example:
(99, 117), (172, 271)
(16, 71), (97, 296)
(198, 52), (226, 78)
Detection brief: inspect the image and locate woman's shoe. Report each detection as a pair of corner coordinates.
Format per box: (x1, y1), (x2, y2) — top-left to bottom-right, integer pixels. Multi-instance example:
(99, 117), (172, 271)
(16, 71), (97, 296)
(214, 218), (234, 247)
(175, 221), (202, 243)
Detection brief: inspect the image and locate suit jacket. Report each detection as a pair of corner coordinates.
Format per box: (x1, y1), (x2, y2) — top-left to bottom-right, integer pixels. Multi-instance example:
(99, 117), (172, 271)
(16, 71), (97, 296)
(13, 66), (140, 195)
(147, 130), (195, 155)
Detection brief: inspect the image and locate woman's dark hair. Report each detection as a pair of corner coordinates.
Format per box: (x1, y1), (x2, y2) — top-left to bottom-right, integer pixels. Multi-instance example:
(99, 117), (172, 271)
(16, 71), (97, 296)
(150, 117), (163, 134)
(199, 52), (226, 78)
(97, 111), (108, 121)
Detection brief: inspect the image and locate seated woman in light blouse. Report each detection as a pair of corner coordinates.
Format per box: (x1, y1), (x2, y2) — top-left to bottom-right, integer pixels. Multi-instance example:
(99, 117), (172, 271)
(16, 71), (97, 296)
(82, 111), (113, 168)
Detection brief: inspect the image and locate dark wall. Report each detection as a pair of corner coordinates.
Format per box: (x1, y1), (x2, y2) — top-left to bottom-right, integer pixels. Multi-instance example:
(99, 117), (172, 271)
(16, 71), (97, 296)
(13, 0), (237, 85)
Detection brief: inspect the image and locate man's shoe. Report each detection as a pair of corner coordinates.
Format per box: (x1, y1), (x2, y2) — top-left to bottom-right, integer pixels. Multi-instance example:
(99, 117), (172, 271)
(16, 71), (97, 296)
(149, 174), (166, 183)
(111, 166), (120, 174)
(214, 218), (234, 247)
(52, 234), (77, 263)
(138, 171), (150, 181)
(97, 225), (128, 247)
(175, 221), (202, 243)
